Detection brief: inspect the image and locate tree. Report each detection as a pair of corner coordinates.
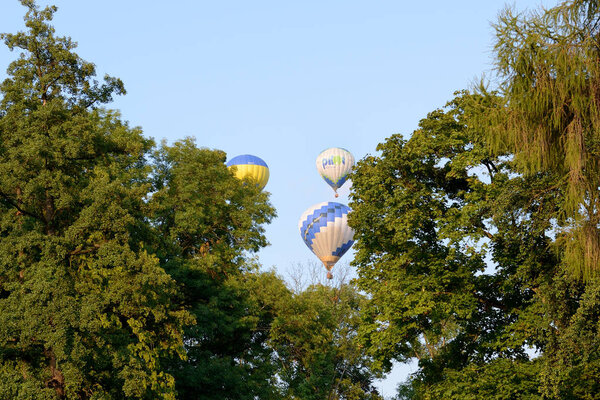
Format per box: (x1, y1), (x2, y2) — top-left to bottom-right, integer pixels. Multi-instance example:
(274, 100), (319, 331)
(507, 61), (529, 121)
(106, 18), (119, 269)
(268, 267), (383, 400)
(0, 1), (191, 398)
(487, 0), (600, 278)
(149, 139), (279, 400)
(0, 3), (285, 398)
(350, 90), (600, 399)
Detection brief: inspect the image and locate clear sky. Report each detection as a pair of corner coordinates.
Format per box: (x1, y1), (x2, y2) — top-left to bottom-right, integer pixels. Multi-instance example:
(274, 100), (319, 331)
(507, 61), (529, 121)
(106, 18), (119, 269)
(0, 0), (556, 397)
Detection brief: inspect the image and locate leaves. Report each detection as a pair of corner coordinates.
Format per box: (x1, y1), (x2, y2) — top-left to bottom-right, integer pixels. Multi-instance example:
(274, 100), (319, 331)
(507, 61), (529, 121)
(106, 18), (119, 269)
(351, 84), (600, 398)
(269, 282), (383, 400)
(488, 0), (600, 278)
(0, 3), (189, 398)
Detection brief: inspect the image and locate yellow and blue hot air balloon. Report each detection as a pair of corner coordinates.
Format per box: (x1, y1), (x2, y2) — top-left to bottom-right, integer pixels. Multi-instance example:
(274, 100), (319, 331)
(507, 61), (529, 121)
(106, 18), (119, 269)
(298, 202), (355, 279)
(226, 154), (270, 190)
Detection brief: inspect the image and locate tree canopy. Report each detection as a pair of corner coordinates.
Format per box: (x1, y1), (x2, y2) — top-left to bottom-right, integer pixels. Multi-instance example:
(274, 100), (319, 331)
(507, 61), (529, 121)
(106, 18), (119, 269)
(348, 2), (600, 398)
(350, 88), (600, 399)
(0, 1), (191, 397)
(0, 2), (384, 399)
(487, 0), (600, 278)
(269, 277), (383, 400)
(0, 2), (279, 398)
(4, 0), (600, 399)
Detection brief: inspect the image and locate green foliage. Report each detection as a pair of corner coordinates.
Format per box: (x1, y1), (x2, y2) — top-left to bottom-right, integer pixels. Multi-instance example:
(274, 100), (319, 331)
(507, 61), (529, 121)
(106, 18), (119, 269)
(269, 281), (383, 400)
(0, 2), (191, 398)
(539, 277), (600, 399)
(350, 90), (600, 399)
(351, 92), (509, 372)
(487, 0), (600, 278)
(398, 358), (542, 400)
(148, 139), (278, 400)
(150, 139), (274, 266)
(1, 3), (384, 399)
(0, 2), (281, 399)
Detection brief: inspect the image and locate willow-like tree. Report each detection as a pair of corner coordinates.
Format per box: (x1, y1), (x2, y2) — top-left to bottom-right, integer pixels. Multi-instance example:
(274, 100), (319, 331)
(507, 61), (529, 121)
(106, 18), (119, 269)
(0, 2), (192, 398)
(487, 0), (600, 278)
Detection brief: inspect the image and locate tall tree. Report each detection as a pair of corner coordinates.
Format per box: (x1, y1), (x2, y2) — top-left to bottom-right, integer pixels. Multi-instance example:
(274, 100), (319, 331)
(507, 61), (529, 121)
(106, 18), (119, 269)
(488, 0), (600, 278)
(149, 139), (279, 400)
(349, 88), (600, 399)
(349, 91), (600, 399)
(0, 1), (191, 398)
(350, 1), (600, 396)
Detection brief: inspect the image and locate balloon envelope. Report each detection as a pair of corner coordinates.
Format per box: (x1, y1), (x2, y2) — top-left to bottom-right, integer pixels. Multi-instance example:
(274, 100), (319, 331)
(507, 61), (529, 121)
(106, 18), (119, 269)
(226, 154), (270, 190)
(298, 202), (354, 274)
(316, 148), (355, 196)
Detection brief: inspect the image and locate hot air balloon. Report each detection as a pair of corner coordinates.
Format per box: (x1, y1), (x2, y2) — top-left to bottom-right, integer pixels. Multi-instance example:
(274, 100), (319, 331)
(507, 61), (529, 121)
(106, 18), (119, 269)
(316, 147), (355, 197)
(226, 154), (270, 190)
(298, 202), (354, 279)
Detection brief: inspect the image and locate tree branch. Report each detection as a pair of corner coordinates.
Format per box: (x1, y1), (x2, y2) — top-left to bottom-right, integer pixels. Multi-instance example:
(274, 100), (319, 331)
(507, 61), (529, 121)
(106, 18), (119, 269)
(0, 190), (44, 222)
(69, 244), (101, 256)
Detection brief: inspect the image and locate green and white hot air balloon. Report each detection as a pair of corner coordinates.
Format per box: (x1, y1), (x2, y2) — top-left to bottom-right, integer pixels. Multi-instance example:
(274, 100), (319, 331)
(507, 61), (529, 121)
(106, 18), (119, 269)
(316, 147), (355, 197)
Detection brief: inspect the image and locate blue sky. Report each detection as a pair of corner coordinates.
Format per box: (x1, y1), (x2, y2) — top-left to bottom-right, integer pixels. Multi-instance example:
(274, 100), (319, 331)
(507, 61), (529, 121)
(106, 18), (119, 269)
(0, 0), (556, 397)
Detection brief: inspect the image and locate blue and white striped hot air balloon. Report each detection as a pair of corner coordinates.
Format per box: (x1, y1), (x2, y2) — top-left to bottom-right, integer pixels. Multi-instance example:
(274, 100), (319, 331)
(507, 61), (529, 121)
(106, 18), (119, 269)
(298, 202), (354, 279)
(316, 148), (355, 198)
